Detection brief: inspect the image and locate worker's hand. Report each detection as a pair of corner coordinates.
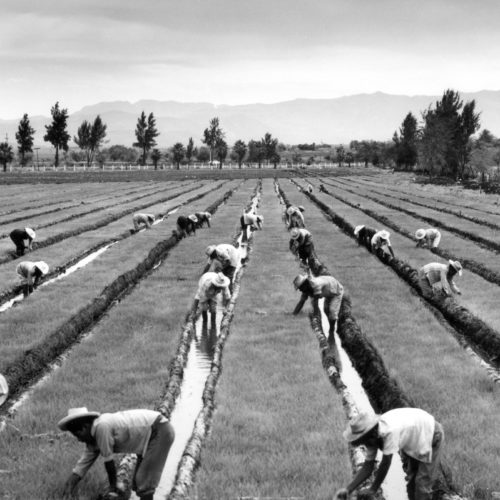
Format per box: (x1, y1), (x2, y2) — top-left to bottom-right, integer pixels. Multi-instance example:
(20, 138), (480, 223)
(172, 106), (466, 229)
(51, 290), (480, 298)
(334, 487), (349, 499)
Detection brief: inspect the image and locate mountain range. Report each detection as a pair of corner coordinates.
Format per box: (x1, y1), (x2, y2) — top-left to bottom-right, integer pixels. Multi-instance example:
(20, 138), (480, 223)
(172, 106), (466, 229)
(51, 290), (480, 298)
(2, 91), (500, 148)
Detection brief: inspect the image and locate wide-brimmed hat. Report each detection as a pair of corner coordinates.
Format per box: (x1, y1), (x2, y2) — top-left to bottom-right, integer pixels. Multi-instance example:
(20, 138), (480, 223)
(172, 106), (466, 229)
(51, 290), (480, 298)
(378, 230), (390, 241)
(415, 229), (426, 240)
(0, 374), (9, 407)
(213, 272), (230, 288)
(188, 214), (198, 222)
(25, 228), (36, 239)
(343, 412), (379, 442)
(293, 274), (308, 290)
(206, 245), (217, 257)
(290, 228), (301, 240)
(57, 407), (100, 431)
(147, 214), (155, 222)
(448, 260), (463, 276)
(298, 206), (305, 212)
(354, 225), (365, 236)
(34, 261), (49, 275)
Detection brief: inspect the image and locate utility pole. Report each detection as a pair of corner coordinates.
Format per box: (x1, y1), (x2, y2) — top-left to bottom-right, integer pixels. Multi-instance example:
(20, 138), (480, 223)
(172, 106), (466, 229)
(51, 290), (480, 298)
(34, 147), (40, 171)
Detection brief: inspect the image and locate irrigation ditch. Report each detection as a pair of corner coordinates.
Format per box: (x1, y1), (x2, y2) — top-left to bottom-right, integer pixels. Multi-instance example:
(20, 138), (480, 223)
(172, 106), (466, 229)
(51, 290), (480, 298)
(289, 178), (500, 373)
(277, 181), (464, 500)
(115, 181), (263, 500)
(0, 181), (222, 266)
(0, 184), (237, 415)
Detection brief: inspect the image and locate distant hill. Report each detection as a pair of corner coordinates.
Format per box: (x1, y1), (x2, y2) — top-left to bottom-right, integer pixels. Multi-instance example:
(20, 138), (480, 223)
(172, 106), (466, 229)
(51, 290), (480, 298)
(1, 91), (500, 148)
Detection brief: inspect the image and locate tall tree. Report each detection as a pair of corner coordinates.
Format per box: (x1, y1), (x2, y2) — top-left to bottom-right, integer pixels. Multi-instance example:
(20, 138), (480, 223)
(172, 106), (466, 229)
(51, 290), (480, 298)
(247, 139), (266, 167)
(393, 112), (418, 170)
(0, 142), (14, 172)
(336, 145), (345, 167)
(185, 137), (195, 168)
(202, 117), (224, 163)
(44, 102), (71, 167)
(232, 140), (247, 168)
(457, 100), (481, 179)
(151, 148), (162, 170)
(214, 137), (228, 168)
(133, 111), (159, 165)
(261, 132), (278, 166)
(16, 114), (35, 166)
(73, 115), (107, 168)
(171, 142), (185, 169)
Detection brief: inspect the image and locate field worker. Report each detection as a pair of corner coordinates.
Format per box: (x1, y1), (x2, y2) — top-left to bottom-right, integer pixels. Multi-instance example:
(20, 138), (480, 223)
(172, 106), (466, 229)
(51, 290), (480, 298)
(289, 228), (315, 267)
(58, 407), (175, 500)
(193, 272), (231, 331)
(16, 260), (49, 296)
(417, 260), (462, 299)
(176, 215), (197, 239)
(335, 407), (445, 500)
(353, 225), (377, 248)
(240, 211), (263, 243)
(205, 244), (240, 285)
(10, 227), (36, 256)
(292, 274), (344, 339)
(286, 204), (305, 229)
(415, 228), (441, 249)
(371, 229), (395, 258)
(0, 374), (8, 407)
(133, 213), (155, 231)
(319, 183), (326, 193)
(307, 183), (313, 193)
(194, 211), (212, 228)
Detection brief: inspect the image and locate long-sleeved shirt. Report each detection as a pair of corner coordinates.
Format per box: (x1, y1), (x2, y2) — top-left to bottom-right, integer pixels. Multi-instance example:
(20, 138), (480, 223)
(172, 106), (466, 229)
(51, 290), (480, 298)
(419, 262), (460, 295)
(421, 228), (441, 246)
(73, 410), (165, 478)
(286, 206), (305, 226)
(194, 272), (231, 304)
(308, 275), (344, 298)
(289, 229), (312, 249)
(371, 231), (392, 250)
(10, 229), (33, 248)
(210, 244), (240, 268)
(242, 213), (263, 229)
(133, 213), (154, 228)
(16, 261), (40, 286)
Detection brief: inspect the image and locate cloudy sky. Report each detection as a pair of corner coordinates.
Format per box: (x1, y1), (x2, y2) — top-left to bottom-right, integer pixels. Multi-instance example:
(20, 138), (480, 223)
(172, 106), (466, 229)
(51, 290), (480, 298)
(1, 0), (500, 119)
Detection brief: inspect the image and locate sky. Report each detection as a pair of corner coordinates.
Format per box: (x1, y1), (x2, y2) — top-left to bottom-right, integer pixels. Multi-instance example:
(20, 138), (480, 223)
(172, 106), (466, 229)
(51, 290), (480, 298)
(2, 0), (500, 119)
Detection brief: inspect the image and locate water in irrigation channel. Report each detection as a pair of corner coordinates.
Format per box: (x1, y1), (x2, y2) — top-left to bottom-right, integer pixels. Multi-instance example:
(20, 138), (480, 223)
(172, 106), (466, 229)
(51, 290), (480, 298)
(0, 243), (116, 313)
(319, 301), (408, 500)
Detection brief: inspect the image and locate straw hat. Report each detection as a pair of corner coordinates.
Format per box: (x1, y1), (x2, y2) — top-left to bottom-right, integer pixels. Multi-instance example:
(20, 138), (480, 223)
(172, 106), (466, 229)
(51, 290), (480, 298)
(290, 228), (301, 240)
(293, 274), (308, 290)
(343, 412), (379, 442)
(0, 374), (9, 407)
(353, 225), (365, 236)
(298, 206), (305, 212)
(213, 272), (230, 288)
(147, 214), (155, 222)
(378, 230), (390, 241)
(415, 229), (426, 240)
(448, 260), (463, 276)
(25, 228), (36, 239)
(206, 245), (217, 257)
(34, 261), (49, 275)
(188, 214), (198, 223)
(57, 407), (100, 431)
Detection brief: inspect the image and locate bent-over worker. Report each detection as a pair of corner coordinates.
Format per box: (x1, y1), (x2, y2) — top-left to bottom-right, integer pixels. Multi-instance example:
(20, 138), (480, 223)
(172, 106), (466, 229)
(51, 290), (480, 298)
(289, 228), (315, 267)
(16, 260), (49, 296)
(335, 407), (445, 500)
(353, 225), (376, 248)
(194, 211), (212, 228)
(133, 213), (155, 231)
(415, 228), (441, 249)
(176, 215), (197, 239)
(58, 407), (174, 500)
(205, 244), (240, 285)
(10, 227), (36, 256)
(371, 229), (395, 258)
(240, 212), (263, 243)
(286, 204), (305, 229)
(417, 260), (462, 299)
(293, 273), (344, 340)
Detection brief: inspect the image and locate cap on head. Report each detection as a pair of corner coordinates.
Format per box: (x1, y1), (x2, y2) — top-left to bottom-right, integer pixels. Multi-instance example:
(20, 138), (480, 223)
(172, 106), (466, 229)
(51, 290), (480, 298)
(34, 261), (49, 275)
(57, 407), (100, 431)
(25, 228), (36, 239)
(213, 272), (230, 288)
(0, 374), (9, 407)
(448, 260), (463, 276)
(290, 228), (301, 240)
(354, 225), (365, 236)
(415, 229), (426, 240)
(342, 412), (379, 442)
(293, 274), (307, 290)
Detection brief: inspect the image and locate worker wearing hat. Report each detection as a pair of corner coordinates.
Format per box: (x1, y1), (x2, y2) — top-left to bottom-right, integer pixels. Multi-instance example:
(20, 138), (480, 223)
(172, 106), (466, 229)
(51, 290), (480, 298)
(16, 260), (49, 296)
(240, 211), (263, 243)
(293, 273), (344, 341)
(10, 227), (36, 256)
(415, 228), (441, 249)
(335, 407), (444, 500)
(133, 213), (155, 231)
(176, 215), (197, 239)
(285, 204), (305, 229)
(205, 244), (240, 287)
(193, 271), (232, 332)
(353, 225), (377, 248)
(58, 407), (174, 500)
(371, 229), (395, 258)
(417, 260), (462, 299)
(194, 211), (212, 228)
(289, 228), (315, 268)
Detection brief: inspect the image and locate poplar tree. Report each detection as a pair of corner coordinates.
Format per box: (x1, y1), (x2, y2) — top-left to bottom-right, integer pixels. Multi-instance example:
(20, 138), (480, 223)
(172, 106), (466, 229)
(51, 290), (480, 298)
(15, 114), (35, 166)
(44, 102), (71, 167)
(133, 111), (159, 165)
(74, 115), (107, 168)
